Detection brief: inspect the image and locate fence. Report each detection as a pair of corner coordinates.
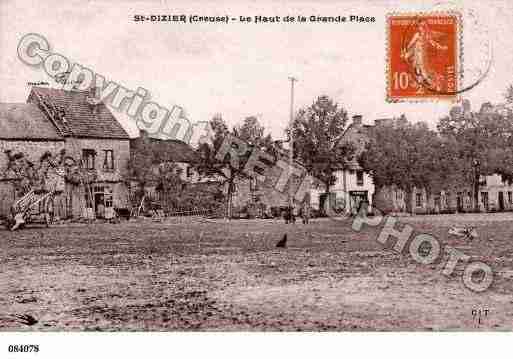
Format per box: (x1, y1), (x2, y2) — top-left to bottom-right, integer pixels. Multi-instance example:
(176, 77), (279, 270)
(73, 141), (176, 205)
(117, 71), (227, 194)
(165, 207), (217, 218)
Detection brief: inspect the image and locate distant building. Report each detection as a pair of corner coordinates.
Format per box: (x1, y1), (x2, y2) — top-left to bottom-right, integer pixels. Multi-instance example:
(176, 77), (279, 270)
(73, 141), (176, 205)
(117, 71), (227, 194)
(129, 129), (200, 185)
(369, 116), (513, 214)
(128, 129), (224, 213)
(231, 147), (307, 216)
(309, 115), (375, 214)
(230, 115), (376, 217)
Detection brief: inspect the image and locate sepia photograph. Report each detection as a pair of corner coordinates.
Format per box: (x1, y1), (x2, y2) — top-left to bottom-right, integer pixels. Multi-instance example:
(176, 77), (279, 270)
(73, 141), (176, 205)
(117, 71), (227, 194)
(0, 0), (512, 357)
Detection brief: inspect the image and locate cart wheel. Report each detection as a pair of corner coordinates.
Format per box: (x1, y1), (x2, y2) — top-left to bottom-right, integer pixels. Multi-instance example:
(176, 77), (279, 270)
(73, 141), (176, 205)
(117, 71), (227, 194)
(11, 213), (26, 231)
(4, 215), (15, 230)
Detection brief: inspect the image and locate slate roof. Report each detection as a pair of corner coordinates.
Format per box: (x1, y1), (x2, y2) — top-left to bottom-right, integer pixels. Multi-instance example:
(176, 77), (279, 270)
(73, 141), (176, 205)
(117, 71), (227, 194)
(0, 103), (63, 140)
(27, 87), (129, 140)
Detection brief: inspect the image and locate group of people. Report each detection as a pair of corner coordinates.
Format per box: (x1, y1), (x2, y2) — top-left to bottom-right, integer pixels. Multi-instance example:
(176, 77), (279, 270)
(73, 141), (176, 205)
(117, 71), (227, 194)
(283, 203), (311, 224)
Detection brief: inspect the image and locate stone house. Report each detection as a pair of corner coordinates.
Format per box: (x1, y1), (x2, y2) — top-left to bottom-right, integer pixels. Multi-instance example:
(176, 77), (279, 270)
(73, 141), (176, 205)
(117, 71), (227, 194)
(128, 130), (202, 201)
(231, 155), (307, 216)
(128, 130), (224, 213)
(0, 103), (65, 217)
(309, 115), (375, 214)
(0, 86), (131, 219)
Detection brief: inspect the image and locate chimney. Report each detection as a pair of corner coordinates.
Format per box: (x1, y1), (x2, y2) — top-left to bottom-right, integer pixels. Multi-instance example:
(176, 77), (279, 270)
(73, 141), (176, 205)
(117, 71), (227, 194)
(89, 86), (101, 100)
(375, 118), (394, 127)
(352, 115), (362, 126)
(86, 86), (101, 114)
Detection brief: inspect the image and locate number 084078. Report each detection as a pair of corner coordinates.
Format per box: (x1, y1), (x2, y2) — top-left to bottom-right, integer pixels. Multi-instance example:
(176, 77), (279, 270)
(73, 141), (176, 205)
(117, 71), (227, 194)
(8, 344), (40, 353)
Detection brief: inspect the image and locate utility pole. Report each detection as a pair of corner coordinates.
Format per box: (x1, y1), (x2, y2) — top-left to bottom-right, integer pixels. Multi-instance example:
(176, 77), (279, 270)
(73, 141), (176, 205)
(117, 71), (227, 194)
(288, 76), (297, 212)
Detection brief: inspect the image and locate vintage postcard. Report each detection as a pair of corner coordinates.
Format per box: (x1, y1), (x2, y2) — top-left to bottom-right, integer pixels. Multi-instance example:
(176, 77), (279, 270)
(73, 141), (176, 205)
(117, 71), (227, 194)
(0, 0), (512, 358)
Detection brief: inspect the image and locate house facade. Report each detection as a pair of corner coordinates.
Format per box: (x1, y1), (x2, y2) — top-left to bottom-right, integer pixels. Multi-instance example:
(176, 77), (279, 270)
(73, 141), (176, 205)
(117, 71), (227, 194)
(0, 86), (130, 219)
(367, 117), (513, 215)
(310, 115), (375, 215)
(128, 129), (226, 215)
(0, 103), (66, 217)
(230, 115), (375, 216)
(377, 175), (513, 214)
(231, 158), (307, 215)
(128, 129), (201, 203)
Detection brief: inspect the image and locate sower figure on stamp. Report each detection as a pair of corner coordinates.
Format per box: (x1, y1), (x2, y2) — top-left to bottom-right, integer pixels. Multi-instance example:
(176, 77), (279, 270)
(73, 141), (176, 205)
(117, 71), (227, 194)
(401, 19), (448, 90)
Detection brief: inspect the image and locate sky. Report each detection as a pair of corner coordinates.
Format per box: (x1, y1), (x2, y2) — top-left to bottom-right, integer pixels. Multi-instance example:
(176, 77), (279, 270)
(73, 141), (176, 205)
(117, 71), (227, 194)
(1, 0), (513, 140)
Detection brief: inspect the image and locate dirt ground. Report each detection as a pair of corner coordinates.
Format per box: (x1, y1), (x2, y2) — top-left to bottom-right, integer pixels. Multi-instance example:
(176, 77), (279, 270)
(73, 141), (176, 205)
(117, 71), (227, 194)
(1, 213), (512, 331)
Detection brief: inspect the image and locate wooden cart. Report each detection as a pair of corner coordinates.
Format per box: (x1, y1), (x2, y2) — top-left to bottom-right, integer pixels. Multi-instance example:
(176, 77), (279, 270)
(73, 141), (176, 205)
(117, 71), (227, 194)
(6, 189), (55, 231)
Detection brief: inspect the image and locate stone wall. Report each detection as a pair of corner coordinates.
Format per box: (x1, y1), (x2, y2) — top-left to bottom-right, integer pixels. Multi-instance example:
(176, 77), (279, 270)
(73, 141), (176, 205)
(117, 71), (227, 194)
(64, 138), (130, 182)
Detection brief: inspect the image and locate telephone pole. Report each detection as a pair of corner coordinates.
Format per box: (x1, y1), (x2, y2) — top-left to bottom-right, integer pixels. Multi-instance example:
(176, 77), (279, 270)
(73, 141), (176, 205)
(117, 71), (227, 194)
(288, 76), (297, 211)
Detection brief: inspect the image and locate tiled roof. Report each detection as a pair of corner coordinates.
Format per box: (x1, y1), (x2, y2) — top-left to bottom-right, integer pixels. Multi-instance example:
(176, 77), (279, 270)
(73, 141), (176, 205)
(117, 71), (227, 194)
(130, 131), (198, 163)
(150, 138), (197, 163)
(0, 103), (63, 140)
(28, 87), (130, 140)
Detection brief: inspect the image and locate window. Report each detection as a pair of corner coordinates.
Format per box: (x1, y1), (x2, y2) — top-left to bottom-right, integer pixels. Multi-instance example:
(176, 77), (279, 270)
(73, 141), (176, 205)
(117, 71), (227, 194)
(356, 170), (364, 186)
(103, 150), (114, 171)
(104, 186), (113, 207)
(509, 191), (512, 204)
(186, 165), (193, 179)
(250, 177), (259, 191)
(481, 192), (489, 209)
(82, 149), (96, 170)
(416, 193), (422, 207)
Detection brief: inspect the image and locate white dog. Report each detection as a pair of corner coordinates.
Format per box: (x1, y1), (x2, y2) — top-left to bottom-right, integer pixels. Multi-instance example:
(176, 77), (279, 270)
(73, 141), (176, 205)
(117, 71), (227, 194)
(448, 226), (478, 240)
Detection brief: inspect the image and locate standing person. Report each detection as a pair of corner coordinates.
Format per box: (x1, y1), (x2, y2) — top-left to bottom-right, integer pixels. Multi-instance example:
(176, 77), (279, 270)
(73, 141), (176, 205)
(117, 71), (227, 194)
(96, 195), (105, 219)
(301, 201), (311, 224)
(284, 205), (295, 224)
(291, 205), (298, 224)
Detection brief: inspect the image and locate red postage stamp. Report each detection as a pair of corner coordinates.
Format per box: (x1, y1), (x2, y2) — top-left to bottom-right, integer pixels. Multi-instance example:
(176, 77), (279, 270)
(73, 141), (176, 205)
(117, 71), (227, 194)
(387, 12), (461, 102)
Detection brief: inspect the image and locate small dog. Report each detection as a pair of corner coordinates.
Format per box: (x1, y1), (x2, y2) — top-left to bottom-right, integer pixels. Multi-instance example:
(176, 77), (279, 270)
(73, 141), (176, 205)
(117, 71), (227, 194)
(448, 226), (478, 240)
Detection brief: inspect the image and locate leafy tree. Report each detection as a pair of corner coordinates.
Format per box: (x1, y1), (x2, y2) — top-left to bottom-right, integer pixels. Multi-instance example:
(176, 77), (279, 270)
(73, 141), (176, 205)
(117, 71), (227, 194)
(437, 99), (512, 210)
(360, 118), (442, 214)
(127, 135), (154, 195)
(127, 131), (183, 209)
(291, 95), (355, 194)
(505, 84), (513, 105)
(194, 115), (271, 218)
(236, 116), (264, 145)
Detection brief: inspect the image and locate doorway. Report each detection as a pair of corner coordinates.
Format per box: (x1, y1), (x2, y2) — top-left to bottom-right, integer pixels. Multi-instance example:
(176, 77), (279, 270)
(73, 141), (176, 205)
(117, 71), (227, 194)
(349, 191), (369, 214)
(481, 192), (489, 212)
(93, 185), (113, 218)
